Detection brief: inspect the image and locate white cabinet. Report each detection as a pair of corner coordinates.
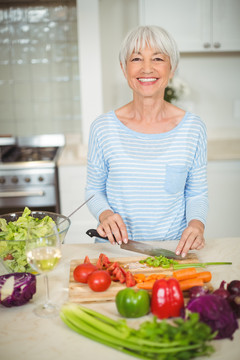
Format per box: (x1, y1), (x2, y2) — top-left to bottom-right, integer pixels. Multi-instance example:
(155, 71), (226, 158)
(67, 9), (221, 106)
(139, 0), (240, 52)
(59, 165), (97, 244)
(205, 160), (240, 239)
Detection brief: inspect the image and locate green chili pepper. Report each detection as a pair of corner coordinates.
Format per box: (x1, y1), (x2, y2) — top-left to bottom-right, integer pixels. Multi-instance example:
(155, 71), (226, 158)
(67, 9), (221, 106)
(140, 255), (178, 268)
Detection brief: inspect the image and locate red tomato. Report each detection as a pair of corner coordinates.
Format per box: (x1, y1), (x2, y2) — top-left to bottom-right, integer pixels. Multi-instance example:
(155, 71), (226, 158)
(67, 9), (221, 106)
(87, 270), (112, 292)
(73, 263), (97, 283)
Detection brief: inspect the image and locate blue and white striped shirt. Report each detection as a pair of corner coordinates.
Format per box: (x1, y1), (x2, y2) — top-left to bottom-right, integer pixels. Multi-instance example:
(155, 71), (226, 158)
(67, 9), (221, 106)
(85, 110), (208, 241)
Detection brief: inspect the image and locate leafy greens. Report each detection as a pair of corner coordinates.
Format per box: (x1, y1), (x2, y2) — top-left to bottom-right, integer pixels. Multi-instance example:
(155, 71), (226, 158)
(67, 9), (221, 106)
(0, 207), (55, 272)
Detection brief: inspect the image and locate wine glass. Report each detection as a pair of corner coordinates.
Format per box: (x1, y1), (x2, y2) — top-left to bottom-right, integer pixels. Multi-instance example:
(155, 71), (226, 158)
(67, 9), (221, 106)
(26, 223), (62, 318)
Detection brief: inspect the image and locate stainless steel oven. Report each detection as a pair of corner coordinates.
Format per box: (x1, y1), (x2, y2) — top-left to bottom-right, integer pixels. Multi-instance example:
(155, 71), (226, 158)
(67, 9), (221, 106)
(0, 134), (65, 215)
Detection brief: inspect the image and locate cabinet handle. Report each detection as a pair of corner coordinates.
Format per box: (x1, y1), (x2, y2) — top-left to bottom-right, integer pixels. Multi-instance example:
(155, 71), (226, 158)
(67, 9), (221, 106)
(213, 42), (221, 48)
(203, 42), (211, 48)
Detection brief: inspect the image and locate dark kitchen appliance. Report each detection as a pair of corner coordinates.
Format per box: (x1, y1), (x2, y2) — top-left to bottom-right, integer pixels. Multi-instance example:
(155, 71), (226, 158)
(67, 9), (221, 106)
(0, 134), (65, 215)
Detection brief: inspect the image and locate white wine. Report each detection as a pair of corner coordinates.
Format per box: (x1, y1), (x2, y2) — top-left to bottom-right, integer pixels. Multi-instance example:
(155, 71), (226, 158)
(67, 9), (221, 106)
(27, 247), (61, 273)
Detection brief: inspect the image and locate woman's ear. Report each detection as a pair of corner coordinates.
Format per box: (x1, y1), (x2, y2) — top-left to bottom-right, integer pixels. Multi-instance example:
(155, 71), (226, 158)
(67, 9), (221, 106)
(120, 62), (127, 78)
(169, 70), (175, 80)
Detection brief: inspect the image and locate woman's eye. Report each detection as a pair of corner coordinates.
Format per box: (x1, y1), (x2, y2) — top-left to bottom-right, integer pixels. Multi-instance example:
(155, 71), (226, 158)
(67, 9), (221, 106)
(153, 57), (163, 61)
(131, 57), (142, 62)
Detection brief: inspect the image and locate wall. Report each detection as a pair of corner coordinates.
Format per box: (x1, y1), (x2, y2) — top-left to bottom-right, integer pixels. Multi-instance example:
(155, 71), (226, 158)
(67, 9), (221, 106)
(0, 1), (81, 136)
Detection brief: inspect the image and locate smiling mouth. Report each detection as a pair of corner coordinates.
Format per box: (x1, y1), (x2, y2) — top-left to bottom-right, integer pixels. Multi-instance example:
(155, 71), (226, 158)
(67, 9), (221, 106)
(137, 78), (158, 83)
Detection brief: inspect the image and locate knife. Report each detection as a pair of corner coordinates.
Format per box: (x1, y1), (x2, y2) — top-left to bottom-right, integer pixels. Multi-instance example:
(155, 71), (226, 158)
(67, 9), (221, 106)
(86, 229), (182, 260)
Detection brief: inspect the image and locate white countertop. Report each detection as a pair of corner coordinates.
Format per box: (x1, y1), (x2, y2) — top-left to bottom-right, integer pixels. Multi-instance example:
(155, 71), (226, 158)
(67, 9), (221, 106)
(58, 137), (240, 166)
(0, 238), (239, 360)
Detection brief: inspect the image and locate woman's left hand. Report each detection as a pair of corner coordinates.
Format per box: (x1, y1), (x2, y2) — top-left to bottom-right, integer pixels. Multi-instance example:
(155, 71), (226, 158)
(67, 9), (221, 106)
(175, 220), (205, 258)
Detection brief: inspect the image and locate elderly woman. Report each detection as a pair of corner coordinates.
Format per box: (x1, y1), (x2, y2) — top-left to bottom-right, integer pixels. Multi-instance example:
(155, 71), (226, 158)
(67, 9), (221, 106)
(85, 25), (208, 257)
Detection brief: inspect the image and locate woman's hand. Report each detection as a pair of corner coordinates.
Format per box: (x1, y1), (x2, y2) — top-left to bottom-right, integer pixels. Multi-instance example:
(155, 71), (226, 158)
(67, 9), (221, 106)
(97, 210), (128, 245)
(175, 220), (205, 258)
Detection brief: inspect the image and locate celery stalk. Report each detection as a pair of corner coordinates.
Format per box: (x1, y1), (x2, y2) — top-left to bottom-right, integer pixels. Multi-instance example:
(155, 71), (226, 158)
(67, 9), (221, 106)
(60, 303), (215, 359)
(173, 262), (232, 270)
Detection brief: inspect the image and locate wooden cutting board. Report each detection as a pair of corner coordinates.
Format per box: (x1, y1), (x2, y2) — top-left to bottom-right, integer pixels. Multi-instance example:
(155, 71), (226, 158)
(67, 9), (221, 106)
(69, 253), (208, 303)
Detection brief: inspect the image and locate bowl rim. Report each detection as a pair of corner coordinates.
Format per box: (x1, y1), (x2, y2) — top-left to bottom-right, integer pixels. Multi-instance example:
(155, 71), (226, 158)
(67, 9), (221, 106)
(0, 210), (71, 237)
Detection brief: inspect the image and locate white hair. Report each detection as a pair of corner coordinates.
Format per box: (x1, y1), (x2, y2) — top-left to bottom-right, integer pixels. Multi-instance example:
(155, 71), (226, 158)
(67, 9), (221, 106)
(119, 25), (179, 72)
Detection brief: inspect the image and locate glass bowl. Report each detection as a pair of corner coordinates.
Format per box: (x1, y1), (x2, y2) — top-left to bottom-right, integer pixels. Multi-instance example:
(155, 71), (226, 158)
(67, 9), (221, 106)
(0, 210), (71, 274)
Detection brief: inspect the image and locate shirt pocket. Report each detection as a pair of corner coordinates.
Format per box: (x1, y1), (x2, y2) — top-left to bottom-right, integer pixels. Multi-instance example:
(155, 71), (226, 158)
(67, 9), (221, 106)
(164, 165), (188, 194)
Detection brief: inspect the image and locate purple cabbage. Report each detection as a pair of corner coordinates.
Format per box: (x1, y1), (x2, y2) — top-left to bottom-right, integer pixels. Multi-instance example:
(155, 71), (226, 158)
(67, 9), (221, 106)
(185, 294), (239, 340)
(0, 272), (36, 307)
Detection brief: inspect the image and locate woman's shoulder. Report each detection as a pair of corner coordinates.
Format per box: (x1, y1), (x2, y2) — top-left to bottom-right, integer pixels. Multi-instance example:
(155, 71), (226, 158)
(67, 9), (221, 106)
(185, 111), (204, 124)
(91, 110), (116, 128)
(185, 111), (206, 129)
(183, 112), (207, 143)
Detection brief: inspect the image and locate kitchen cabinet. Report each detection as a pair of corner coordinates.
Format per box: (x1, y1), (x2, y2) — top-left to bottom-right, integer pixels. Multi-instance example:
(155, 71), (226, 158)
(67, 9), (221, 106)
(139, 0), (240, 52)
(59, 164), (97, 244)
(205, 160), (240, 238)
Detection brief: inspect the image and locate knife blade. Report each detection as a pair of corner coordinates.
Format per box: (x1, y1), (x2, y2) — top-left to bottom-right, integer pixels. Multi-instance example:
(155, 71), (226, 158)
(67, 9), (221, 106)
(86, 229), (182, 260)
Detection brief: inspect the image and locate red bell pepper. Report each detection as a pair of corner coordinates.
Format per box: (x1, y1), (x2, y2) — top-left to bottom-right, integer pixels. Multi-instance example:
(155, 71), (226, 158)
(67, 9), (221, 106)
(151, 278), (184, 319)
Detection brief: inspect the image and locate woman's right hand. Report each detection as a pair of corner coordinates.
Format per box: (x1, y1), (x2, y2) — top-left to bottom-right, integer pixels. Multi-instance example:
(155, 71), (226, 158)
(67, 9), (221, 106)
(97, 210), (128, 245)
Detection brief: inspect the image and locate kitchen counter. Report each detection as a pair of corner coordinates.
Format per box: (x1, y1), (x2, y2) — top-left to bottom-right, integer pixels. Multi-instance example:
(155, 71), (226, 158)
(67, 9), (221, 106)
(1, 237), (239, 360)
(58, 137), (240, 166)
(207, 138), (240, 161)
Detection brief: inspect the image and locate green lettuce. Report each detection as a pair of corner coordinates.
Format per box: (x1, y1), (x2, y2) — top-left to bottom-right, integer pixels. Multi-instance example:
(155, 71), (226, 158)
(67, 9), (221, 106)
(0, 207), (56, 272)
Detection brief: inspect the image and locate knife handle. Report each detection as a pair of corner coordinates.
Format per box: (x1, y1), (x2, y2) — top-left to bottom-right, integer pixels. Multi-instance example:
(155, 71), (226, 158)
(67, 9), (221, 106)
(86, 228), (114, 241)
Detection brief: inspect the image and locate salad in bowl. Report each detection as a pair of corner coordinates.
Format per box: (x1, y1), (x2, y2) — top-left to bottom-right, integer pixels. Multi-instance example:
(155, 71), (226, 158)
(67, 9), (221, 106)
(0, 207), (70, 273)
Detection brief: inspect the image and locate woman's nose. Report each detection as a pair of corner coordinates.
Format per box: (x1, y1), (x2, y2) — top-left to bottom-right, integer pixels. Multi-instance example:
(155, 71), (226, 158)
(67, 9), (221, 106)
(141, 60), (153, 73)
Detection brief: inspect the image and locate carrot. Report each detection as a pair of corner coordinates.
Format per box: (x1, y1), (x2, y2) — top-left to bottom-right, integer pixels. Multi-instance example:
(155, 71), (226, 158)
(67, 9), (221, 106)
(179, 278), (204, 291)
(196, 271), (212, 283)
(145, 274), (166, 281)
(134, 273), (167, 283)
(133, 273), (146, 283)
(137, 281), (155, 290)
(146, 274), (158, 281)
(173, 267), (197, 281)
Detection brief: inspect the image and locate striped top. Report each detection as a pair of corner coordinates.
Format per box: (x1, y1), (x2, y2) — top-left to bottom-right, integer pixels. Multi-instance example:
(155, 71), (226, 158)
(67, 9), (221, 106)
(85, 110), (208, 241)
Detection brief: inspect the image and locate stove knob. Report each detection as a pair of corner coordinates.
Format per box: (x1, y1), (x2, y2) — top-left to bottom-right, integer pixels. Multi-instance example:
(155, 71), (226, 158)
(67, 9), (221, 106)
(11, 176), (19, 184)
(25, 177), (31, 183)
(0, 177), (6, 184)
(38, 176), (44, 182)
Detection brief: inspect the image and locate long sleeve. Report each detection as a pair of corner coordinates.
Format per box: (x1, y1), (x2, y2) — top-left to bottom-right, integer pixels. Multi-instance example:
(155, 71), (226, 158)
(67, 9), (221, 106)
(185, 122), (208, 226)
(85, 119), (112, 220)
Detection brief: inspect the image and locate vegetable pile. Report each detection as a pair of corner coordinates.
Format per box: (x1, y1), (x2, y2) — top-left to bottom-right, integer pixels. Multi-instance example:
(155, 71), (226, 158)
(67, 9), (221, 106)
(60, 303), (215, 360)
(73, 253), (136, 291)
(0, 272), (36, 307)
(0, 207), (56, 272)
(64, 252), (240, 359)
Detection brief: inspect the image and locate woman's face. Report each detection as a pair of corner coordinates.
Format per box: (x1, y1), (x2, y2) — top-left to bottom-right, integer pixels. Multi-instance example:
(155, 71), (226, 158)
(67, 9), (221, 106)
(122, 45), (173, 99)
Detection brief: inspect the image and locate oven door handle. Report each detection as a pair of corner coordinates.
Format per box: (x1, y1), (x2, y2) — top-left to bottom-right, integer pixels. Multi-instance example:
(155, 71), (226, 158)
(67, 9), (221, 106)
(0, 190), (45, 198)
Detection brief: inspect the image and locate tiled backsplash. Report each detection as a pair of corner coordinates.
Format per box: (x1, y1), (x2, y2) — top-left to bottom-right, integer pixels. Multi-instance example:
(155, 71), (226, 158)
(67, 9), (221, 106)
(0, 2), (81, 136)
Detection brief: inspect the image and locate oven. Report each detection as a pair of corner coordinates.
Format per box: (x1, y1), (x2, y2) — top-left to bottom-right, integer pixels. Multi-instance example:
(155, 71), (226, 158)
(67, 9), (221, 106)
(0, 134), (65, 215)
